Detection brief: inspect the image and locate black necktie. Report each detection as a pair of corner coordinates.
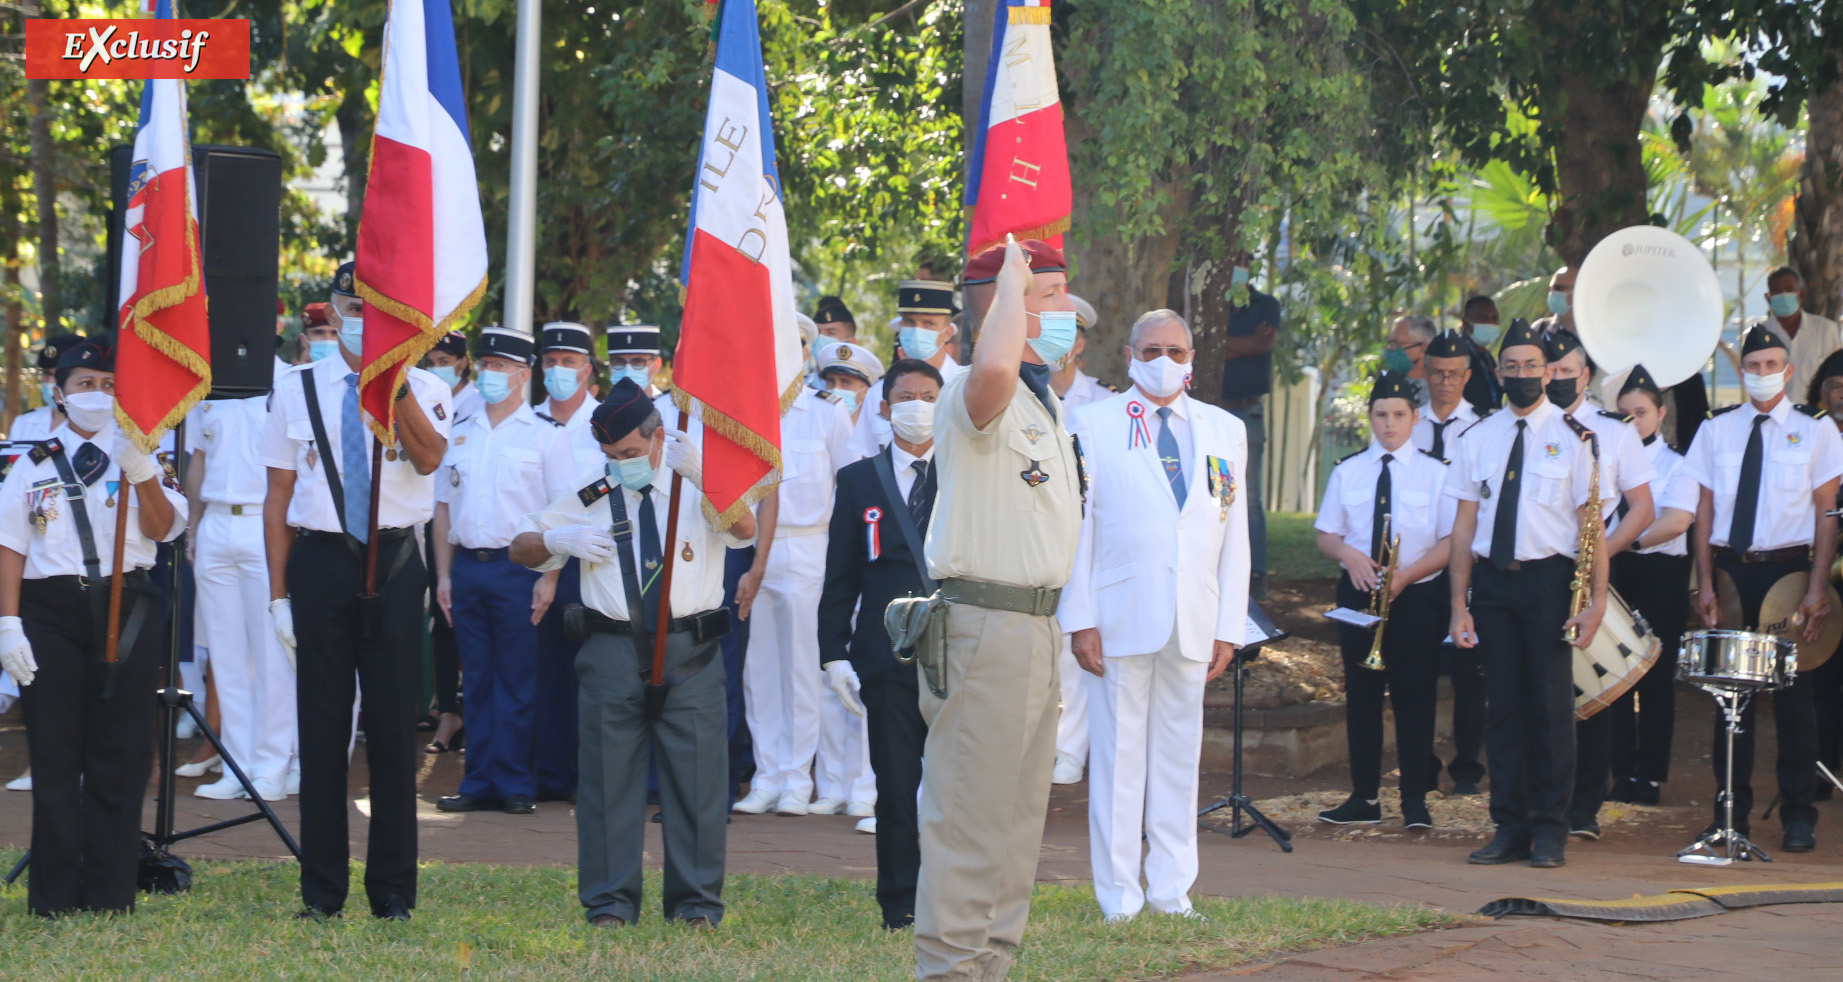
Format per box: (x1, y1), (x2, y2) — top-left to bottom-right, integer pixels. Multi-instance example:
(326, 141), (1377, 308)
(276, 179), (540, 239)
(1371, 454), (1393, 560)
(1431, 419), (1454, 459)
(1490, 420), (1527, 568)
(1728, 414), (1769, 555)
(637, 486), (664, 631)
(907, 459), (930, 523)
(72, 442), (110, 486)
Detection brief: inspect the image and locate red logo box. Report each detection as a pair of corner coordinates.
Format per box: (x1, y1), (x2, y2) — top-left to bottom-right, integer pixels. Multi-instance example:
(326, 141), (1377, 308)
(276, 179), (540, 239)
(25, 19), (250, 80)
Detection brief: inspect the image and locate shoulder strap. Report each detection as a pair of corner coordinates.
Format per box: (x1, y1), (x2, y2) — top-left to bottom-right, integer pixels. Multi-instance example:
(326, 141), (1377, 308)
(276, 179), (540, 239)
(604, 489), (656, 672)
(44, 440), (103, 583)
(871, 448), (935, 592)
(300, 369), (347, 533)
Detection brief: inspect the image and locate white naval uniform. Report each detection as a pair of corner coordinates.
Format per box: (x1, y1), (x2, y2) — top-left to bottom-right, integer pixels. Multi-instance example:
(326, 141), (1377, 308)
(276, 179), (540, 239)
(541, 394), (605, 480)
(451, 380), (485, 425)
(847, 356), (967, 459)
(435, 401), (576, 550)
(0, 420), (187, 569)
(1059, 389), (1250, 918)
(1053, 371), (1114, 770)
(8, 405), (56, 441)
(189, 395), (297, 787)
(747, 389), (863, 805)
(1757, 311), (1843, 401)
(1682, 398), (1843, 552)
(1410, 400), (1479, 460)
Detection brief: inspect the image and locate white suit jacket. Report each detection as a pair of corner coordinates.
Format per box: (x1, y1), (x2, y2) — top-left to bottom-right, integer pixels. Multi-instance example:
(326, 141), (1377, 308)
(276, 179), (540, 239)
(1059, 389), (1251, 660)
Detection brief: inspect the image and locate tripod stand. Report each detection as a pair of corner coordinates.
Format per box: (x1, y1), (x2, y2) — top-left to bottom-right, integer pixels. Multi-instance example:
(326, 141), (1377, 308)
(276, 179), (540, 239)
(1198, 642), (1293, 853)
(1678, 687), (1769, 866)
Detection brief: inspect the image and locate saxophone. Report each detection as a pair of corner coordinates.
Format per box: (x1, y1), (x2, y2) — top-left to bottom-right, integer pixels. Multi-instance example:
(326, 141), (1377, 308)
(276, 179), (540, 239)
(1563, 433), (1602, 644)
(1363, 514), (1400, 671)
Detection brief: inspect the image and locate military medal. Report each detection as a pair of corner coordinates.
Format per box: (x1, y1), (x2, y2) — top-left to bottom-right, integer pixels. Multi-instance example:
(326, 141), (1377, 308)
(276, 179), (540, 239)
(1022, 423), (1046, 446)
(386, 448), (399, 462)
(1020, 461), (1049, 487)
(1206, 455), (1235, 520)
(682, 542), (694, 561)
(450, 467), (461, 488)
(1126, 402), (1151, 449)
(863, 506), (883, 561)
(106, 480), (119, 509)
(305, 446), (318, 471)
(1480, 479), (1491, 500)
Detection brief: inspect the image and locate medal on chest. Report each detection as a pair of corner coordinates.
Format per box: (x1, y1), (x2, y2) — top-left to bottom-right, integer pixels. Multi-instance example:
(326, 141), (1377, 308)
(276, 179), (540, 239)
(1020, 461), (1049, 487)
(1206, 455), (1236, 520)
(304, 446), (318, 471)
(106, 480), (119, 509)
(450, 466), (461, 488)
(1126, 402), (1151, 450)
(863, 506), (883, 561)
(681, 542), (694, 562)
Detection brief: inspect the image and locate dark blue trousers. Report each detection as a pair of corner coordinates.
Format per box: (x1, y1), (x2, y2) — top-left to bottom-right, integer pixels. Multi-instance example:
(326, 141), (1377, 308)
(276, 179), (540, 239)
(721, 545), (756, 796)
(533, 559), (582, 799)
(453, 550), (542, 801)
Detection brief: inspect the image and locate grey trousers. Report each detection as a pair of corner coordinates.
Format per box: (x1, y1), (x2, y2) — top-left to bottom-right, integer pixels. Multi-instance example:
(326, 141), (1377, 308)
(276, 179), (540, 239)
(575, 629), (728, 924)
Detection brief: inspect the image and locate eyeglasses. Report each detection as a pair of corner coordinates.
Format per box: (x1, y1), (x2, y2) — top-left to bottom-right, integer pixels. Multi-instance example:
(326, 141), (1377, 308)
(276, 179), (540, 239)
(1385, 340), (1427, 353)
(1135, 345), (1193, 363)
(1426, 369), (1468, 384)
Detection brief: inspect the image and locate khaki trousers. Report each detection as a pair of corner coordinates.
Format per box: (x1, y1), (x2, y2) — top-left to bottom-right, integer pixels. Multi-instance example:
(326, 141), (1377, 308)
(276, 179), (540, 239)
(915, 604), (1061, 981)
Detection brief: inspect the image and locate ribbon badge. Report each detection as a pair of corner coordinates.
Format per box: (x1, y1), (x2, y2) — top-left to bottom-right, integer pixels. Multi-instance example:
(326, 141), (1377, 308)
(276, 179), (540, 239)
(864, 506), (883, 561)
(1127, 401), (1151, 450)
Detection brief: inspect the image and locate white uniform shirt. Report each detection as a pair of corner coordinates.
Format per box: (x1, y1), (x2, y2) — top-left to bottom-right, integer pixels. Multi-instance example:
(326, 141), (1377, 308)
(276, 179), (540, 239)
(1411, 400), (1479, 459)
(1615, 437), (1694, 557)
(1445, 400), (1597, 561)
(451, 380), (485, 425)
(892, 443), (935, 502)
(1683, 398), (1843, 551)
(519, 467), (753, 618)
(1058, 371), (1110, 412)
(0, 421), (186, 578)
(848, 356), (968, 458)
(541, 394), (605, 477)
(8, 406), (56, 442)
(1316, 441), (1455, 584)
(187, 395), (270, 505)
(435, 402), (576, 549)
(1569, 406), (1656, 520)
(1757, 311), (1842, 398)
(777, 389), (857, 530)
(260, 357), (453, 532)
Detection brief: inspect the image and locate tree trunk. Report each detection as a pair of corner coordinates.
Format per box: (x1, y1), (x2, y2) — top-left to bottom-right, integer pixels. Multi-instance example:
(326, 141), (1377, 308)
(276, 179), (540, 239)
(2, 177), (23, 435)
(26, 77), (60, 335)
(335, 83), (372, 249)
(1546, 66), (1659, 266)
(1789, 48), (1843, 321)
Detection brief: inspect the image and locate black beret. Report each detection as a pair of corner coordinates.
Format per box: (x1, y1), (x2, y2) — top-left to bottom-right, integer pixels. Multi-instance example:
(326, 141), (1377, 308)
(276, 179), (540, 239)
(813, 296), (855, 327)
(1619, 363), (1660, 399)
(57, 335), (115, 374)
(1426, 328), (1468, 360)
(896, 280), (958, 315)
(432, 330), (469, 358)
(606, 324), (662, 355)
(1741, 324), (1787, 356)
(541, 321), (595, 355)
(1543, 328), (1584, 364)
(1813, 349), (1843, 386)
(477, 326), (535, 365)
(1369, 370), (1416, 406)
(331, 261), (357, 297)
(1498, 318), (1543, 358)
(589, 378), (656, 445)
(36, 333), (86, 371)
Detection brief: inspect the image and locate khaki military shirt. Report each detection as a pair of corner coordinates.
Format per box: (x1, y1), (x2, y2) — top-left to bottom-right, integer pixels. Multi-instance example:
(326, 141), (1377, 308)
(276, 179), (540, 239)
(924, 373), (1082, 588)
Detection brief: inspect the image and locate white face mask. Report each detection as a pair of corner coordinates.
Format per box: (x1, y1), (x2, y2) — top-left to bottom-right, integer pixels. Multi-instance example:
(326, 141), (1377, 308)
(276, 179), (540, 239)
(888, 399), (936, 444)
(62, 390), (116, 432)
(1127, 355), (1191, 398)
(1743, 368), (1788, 404)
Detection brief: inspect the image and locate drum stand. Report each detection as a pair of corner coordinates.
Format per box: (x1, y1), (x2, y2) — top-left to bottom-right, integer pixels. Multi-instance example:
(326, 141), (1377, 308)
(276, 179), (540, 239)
(1677, 689), (1771, 866)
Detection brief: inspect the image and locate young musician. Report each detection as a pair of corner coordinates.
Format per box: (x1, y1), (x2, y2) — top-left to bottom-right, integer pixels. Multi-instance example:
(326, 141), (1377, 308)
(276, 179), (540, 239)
(1315, 371), (1453, 829)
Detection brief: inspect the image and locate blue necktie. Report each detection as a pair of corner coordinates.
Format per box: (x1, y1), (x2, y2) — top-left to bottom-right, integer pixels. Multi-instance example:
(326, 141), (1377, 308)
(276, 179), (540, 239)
(637, 486), (663, 631)
(342, 373), (370, 543)
(1157, 406), (1187, 505)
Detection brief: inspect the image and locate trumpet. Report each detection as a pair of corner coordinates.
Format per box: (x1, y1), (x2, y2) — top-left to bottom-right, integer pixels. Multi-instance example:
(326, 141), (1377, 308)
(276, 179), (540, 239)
(1363, 514), (1400, 671)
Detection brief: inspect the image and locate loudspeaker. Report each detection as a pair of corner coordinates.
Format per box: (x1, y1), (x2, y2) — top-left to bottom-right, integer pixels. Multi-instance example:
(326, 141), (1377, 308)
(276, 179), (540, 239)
(107, 144), (282, 399)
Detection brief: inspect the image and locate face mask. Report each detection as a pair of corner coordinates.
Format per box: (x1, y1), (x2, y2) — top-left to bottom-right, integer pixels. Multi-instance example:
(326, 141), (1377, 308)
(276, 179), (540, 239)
(1743, 368), (1787, 403)
(830, 388), (860, 415)
(1545, 376), (1580, 408)
(1471, 322), (1501, 345)
(1503, 376), (1544, 409)
(1547, 290), (1571, 316)
(1769, 292), (1801, 318)
(899, 326), (940, 361)
(339, 316), (364, 357)
(1025, 310), (1079, 365)
(1231, 266), (1250, 289)
(62, 390), (115, 432)
(1384, 347), (1414, 375)
(888, 399), (936, 444)
(40, 380), (55, 405)
(428, 365), (460, 389)
(308, 339), (341, 362)
(611, 365), (653, 390)
(1128, 355), (1190, 398)
(608, 455), (657, 491)
(476, 369), (518, 405)
(545, 365), (581, 402)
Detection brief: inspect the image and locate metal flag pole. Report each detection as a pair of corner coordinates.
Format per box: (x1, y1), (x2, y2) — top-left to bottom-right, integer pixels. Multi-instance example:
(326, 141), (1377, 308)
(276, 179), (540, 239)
(502, 0), (541, 337)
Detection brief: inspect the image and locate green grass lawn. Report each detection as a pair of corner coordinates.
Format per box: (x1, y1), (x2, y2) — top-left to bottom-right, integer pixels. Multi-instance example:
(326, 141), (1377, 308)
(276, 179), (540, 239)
(1266, 511), (1338, 581)
(0, 857), (1453, 981)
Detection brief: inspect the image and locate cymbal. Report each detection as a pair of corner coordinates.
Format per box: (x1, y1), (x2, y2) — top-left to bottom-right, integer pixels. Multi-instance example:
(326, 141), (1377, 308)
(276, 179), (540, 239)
(1759, 572), (1842, 673)
(1712, 568), (1743, 631)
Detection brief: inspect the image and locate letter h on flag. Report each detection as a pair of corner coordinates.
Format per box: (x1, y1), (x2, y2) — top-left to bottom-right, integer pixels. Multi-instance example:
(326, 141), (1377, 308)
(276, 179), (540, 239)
(115, 0), (210, 452)
(964, 0), (1071, 257)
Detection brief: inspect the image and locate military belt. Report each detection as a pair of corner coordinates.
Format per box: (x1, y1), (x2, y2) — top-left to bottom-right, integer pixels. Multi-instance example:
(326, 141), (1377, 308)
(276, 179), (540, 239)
(939, 577), (1061, 617)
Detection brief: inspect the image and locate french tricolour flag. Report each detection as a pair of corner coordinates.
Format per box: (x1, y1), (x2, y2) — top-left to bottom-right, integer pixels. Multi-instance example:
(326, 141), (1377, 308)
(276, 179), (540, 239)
(354, 0), (487, 440)
(965, 0), (1072, 256)
(672, 0), (803, 530)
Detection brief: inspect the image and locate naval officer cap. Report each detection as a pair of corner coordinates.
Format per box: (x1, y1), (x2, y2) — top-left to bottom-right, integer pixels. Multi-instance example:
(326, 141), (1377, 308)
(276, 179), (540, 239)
(1070, 294), (1097, 331)
(589, 378), (657, 445)
(963, 238), (1067, 286)
(477, 325), (535, 365)
(541, 321), (596, 356)
(1741, 323), (1787, 356)
(795, 311), (818, 346)
(1369, 369), (1416, 406)
(896, 280), (958, 315)
(606, 324), (662, 356)
(331, 261), (358, 297)
(35, 333), (86, 372)
(816, 341), (885, 386)
(1426, 328), (1468, 360)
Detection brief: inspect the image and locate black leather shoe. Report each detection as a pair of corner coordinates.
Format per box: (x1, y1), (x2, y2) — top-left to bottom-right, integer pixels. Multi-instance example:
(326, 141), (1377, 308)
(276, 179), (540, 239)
(1783, 821), (1816, 853)
(1529, 840), (1566, 868)
(376, 898), (412, 921)
(1450, 780), (1482, 796)
(589, 913), (627, 928)
(502, 795), (536, 815)
(1569, 818), (1601, 840)
(295, 905), (342, 921)
(437, 793), (497, 813)
(1467, 831), (1532, 864)
(1316, 796), (1382, 825)
(1605, 778), (1635, 803)
(1402, 798), (1433, 830)
(1629, 781), (1661, 806)
(880, 910), (915, 931)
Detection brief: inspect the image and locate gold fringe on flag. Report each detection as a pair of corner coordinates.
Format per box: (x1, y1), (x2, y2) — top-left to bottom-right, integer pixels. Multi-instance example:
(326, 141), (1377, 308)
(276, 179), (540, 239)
(353, 272), (488, 444)
(117, 209), (212, 454)
(671, 373), (805, 532)
(967, 214), (1071, 259)
(1008, 6), (1051, 24)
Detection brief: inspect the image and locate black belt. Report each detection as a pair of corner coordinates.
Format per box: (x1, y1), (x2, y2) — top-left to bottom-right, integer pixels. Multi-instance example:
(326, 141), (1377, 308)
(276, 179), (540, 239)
(1716, 545), (1811, 565)
(1480, 554), (1571, 573)
(459, 546), (509, 563)
(580, 606), (730, 643)
(297, 527), (413, 546)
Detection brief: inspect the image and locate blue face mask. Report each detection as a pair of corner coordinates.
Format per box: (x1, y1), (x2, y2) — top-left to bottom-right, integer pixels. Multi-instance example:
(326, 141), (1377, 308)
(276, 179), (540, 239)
(545, 365), (581, 402)
(40, 380), (55, 405)
(611, 365), (652, 390)
(1769, 292), (1801, 318)
(309, 339), (341, 362)
(830, 388), (860, 414)
(1026, 310), (1079, 365)
(428, 365), (460, 389)
(339, 316), (364, 357)
(899, 326), (940, 361)
(476, 369), (518, 405)
(607, 455), (656, 491)
(1470, 322), (1501, 345)
(1547, 290), (1571, 316)
(1230, 266), (1251, 289)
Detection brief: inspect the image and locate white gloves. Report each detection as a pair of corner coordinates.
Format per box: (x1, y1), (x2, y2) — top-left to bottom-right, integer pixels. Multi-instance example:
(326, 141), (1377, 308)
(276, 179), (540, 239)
(823, 660), (864, 718)
(664, 429), (702, 489)
(545, 524), (616, 563)
(269, 598), (297, 671)
(0, 616), (37, 688)
(112, 434), (159, 486)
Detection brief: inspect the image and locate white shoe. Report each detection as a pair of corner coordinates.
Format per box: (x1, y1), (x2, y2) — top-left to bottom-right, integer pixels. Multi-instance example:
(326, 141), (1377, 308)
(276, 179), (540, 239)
(732, 788), (778, 814)
(775, 793), (810, 816)
(855, 816), (877, 834)
(1103, 912), (1136, 924)
(808, 797), (845, 816)
(251, 777), (288, 802)
(175, 716), (199, 740)
(194, 776), (249, 800)
(5, 775), (30, 792)
(285, 771), (301, 796)
(846, 800), (876, 818)
(174, 755), (222, 778)
(1051, 753), (1085, 785)
(1160, 906), (1207, 922)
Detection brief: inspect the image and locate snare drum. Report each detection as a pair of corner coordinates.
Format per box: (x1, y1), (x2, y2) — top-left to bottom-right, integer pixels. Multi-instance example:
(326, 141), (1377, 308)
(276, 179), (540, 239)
(1679, 629), (1795, 691)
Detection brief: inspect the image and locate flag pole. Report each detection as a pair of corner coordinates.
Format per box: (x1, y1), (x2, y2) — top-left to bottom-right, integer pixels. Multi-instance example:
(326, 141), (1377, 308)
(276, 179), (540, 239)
(502, 0), (541, 339)
(650, 408), (688, 686)
(363, 439), (383, 598)
(101, 476), (133, 699)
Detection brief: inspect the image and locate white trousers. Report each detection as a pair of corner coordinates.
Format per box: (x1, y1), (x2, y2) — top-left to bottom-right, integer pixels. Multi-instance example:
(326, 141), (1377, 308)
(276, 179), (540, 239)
(192, 506), (296, 784)
(1056, 634), (1089, 763)
(1085, 628), (1205, 918)
(817, 668), (876, 805)
(745, 532), (827, 801)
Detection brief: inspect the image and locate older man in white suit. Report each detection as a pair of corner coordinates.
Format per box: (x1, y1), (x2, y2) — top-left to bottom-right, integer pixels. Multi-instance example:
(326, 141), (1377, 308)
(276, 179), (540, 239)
(1060, 308), (1250, 921)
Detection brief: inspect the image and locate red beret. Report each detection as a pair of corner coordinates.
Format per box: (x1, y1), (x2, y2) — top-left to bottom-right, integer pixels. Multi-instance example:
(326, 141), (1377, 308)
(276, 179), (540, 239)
(302, 302), (329, 327)
(962, 239), (1067, 286)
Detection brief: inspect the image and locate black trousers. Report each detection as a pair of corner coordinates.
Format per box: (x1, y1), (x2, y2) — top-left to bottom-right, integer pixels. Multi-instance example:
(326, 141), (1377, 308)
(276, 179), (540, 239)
(18, 574), (162, 916)
(1710, 551), (1819, 829)
(1334, 574), (1444, 802)
(860, 666), (927, 928)
(1437, 638), (1488, 787)
(1809, 652), (1843, 786)
(425, 534), (460, 716)
(1472, 557), (1576, 844)
(290, 533), (426, 915)
(1608, 551), (1691, 786)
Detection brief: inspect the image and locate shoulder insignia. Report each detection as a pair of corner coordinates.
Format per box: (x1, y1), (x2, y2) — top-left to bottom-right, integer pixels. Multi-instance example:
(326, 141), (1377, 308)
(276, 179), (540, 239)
(1418, 448), (1448, 464)
(156, 451), (179, 485)
(577, 477), (612, 507)
(1710, 404), (1741, 418)
(1102, 382), (1119, 393)
(535, 411), (563, 427)
(29, 440), (58, 464)
(433, 404), (446, 421)
(1797, 403), (1825, 418)
(1335, 449), (1364, 465)
(1563, 414), (1591, 439)
(1597, 409), (1631, 423)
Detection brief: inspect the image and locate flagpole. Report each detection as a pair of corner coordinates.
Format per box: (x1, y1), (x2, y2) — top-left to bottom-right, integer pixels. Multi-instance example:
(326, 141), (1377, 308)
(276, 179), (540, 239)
(650, 408), (688, 687)
(101, 480), (132, 699)
(502, 0), (541, 337)
(363, 439), (383, 598)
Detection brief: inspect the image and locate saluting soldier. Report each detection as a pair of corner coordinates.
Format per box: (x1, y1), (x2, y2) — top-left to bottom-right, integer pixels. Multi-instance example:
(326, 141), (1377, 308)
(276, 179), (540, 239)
(0, 337), (185, 916)
(1447, 318), (1608, 870)
(262, 262), (452, 920)
(1682, 325), (1843, 854)
(511, 379), (755, 927)
(1314, 371), (1453, 830)
(915, 237), (1082, 981)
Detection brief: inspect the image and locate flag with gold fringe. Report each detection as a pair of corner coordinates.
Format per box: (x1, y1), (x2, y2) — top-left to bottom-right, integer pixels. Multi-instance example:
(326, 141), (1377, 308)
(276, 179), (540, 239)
(964, 0), (1071, 257)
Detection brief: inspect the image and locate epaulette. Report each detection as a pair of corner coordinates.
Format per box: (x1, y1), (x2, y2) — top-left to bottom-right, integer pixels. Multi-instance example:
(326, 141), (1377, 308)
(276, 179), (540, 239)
(1335, 448), (1364, 465)
(29, 439), (59, 464)
(1563, 414), (1591, 439)
(577, 477), (613, 506)
(535, 411), (564, 427)
(1797, 403), (1825, 418)
(1102, 382), (1119, 393)
(1418, 448), (1448, 464)
(1597, 409), (1632, 423)
(1709, 404), (1741, 418)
